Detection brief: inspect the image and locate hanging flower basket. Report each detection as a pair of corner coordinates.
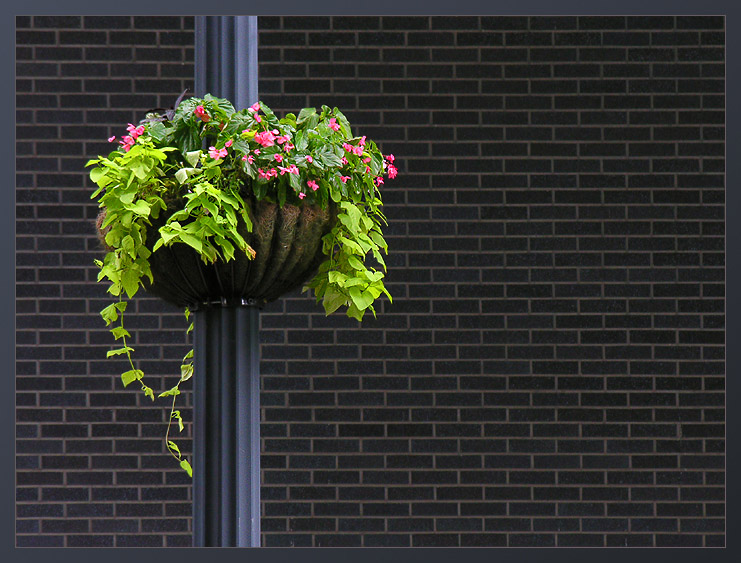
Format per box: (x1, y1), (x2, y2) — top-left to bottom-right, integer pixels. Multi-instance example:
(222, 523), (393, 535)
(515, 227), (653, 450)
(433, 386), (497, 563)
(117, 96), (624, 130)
(86, 94), (397, 474)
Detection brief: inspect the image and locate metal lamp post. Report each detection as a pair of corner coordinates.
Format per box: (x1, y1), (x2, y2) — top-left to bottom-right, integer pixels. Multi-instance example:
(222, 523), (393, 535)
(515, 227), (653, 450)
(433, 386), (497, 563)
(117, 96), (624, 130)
(192, 15), (261, 548)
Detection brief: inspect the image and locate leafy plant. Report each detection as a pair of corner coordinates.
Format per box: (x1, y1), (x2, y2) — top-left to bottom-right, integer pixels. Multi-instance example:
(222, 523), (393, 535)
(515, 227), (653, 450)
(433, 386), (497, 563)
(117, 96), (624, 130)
(87, 94), (396, 475)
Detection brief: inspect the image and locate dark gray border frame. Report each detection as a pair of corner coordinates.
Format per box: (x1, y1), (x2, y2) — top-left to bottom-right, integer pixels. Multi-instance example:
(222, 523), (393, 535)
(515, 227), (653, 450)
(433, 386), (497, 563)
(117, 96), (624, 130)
(6, 2), (737, 562)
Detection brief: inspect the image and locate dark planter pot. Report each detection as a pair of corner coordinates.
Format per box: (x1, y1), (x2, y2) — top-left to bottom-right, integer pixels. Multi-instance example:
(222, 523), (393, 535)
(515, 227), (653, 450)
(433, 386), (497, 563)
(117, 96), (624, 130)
(96, 191), (337, 309)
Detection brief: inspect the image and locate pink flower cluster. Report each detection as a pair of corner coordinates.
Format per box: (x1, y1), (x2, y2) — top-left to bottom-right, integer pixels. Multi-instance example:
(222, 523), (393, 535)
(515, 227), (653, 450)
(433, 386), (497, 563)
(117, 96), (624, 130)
(327, 117), (341, 131)
(385, 154), (397, 179)
(278, 164), (299, 176)
(307, 180), (319, 191)
(208, 146), (227, 160)
(110, 122), (146, 152)
(254, 130), (276, 147)
(258, 168), (278, 180)
(248, 102), (262, 123)
(194, 105), (210, 122)
(343, 142), (364, 156)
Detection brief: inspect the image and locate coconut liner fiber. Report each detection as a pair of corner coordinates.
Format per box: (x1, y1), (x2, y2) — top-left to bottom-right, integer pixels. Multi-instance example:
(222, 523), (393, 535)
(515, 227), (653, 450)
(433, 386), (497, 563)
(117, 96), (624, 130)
(96, 190), (337, 309)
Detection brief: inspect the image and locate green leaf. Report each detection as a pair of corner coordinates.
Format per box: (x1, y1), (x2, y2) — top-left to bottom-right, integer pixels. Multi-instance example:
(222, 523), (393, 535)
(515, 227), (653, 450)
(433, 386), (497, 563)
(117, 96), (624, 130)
(322, 288), (348, 316)
(121, 369), (143, 387)
(121, 235), (136, 258)
(180, 459), (193, 477)
(347, 255), (365, 271)
(167, 440), (181, 456)
(180, 363), (194, 382)
(175, 168), (190, 184)
(178, 232), (203, 253)
(143, 386), (155, 401)
(106, 346), (133, 357)
(128, 199), (151, 216)
(90, 167), (105, 184)
(121, 269), (141, 298)
(185, 150), (202, 167)
(297, 107), (317, 125)
(159, 386), (181, 398)
(348, 287), (374, 310)
(100, 303), (119, 325)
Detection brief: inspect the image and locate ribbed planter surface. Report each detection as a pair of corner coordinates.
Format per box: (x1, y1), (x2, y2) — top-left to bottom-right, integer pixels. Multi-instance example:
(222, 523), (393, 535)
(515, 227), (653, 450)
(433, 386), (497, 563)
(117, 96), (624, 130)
(96, 192), (336, 308)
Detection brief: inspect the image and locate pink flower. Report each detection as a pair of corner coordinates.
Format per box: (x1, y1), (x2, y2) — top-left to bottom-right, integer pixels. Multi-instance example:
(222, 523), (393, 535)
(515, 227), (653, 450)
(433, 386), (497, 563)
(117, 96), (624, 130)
(276, 135), (290, 145)
(274, 154), (283, 163)
(386, 153), (395, 163)
(208, 146), (228, 159)
(242, 155), (255, 164)
(254, 114), (262, 123)
(126, 123), (146, 139)
(254, 131), (276, 147)
(298, 192), (306, 199)
(119, 135), (135, 152)
(359, 136), (367, 147)
(278, 164), (299, 175)
(374, 177), (384, 186)
(258, 168), (278, 180)
(254, 149), (260, 155)
(387, 164), (398, 179)
(365, 166), (371, 173)
(341, 157), (348, 165)
(249, 102), (260, 112)
(108, 135), (116, 142)
(327, 117), (340, 131)
(307, 180), (319, 191)
(362, 157), (371, 164)
(225, 139), (233, 148)
(194, 105), (210, 122)
(344, 143), (363, 156)
(306, 155), (313, 164)
(340, 176), (350, 183)
(283, 142), (294, 152)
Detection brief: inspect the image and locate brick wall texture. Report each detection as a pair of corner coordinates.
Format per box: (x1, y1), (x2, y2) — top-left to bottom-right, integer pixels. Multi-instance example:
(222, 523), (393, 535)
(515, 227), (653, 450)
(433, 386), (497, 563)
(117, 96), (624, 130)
(16, 15), (725, 548)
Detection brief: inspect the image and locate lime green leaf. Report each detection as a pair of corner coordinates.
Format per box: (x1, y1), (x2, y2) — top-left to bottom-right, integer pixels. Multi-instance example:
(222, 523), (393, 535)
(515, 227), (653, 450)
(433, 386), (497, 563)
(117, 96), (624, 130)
(159, 386), (181, 398)
(322, 289), (348, 316)
(347, 255), (365, 271)
(100, 303), (119, 325)
(121, 369), (143, 387)
(180, 459), (193, 477)
(121, 269), (140, 298)
(349, 287), (374, 310)
(106, 346), (133, 357)
(178, 232), (203, 253)
(185, 150), (201, 167)
(180, 363), (194, 382)
(167, 440), (181, 456)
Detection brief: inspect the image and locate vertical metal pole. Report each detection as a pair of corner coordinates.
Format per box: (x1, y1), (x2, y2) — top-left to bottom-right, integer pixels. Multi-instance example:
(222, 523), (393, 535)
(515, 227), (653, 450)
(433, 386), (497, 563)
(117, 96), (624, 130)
(193, 306), (260, 547)
(195, 16), (259, 111)
(193, 15), (260, 548)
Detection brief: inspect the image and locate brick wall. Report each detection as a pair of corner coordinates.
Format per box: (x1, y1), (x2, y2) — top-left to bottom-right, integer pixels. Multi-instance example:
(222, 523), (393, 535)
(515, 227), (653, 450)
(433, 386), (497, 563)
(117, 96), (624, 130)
(16, 15), (725, 548)
(16, 15), (196, 547)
